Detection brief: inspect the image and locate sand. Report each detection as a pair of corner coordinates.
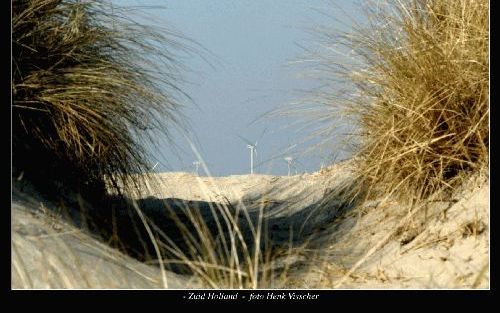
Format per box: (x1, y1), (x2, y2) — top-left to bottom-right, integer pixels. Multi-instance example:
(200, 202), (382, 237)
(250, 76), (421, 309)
(11, 160), (489, 288)
(12, 186), (201, 289)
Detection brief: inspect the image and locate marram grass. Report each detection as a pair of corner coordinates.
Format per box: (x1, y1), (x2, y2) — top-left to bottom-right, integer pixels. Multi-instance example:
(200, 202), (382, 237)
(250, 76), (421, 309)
(13, 0), (188, 204)
(312, 0), (488, 203)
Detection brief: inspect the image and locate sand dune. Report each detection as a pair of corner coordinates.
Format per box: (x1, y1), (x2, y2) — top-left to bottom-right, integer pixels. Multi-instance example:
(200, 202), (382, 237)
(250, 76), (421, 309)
(12, 161), (488, 288)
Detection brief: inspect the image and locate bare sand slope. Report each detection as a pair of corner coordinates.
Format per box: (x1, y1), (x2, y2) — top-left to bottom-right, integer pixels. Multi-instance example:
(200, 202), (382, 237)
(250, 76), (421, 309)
(144, 164), (488, 288)
(12, 160), (488, 288)
(12, 186), (201, 289)
(293, 173), (489, 288)
(128, 161), (357, 250)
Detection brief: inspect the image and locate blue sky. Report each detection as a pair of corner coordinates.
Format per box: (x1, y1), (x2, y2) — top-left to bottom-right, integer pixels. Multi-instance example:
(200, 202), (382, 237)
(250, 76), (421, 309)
(119, 0), (362, 176)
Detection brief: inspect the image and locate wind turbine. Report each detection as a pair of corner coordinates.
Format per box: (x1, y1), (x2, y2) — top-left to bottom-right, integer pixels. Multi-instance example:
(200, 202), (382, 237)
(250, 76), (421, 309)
(248, 142), (258, 175)
(237, 128), (267, 175)
(284, 157), (294, 176)
(192, 161), (201, 175)
(238, 136), (258, 175)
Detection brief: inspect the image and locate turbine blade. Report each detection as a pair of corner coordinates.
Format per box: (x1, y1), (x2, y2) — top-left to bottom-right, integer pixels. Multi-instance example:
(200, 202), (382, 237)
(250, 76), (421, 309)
(258, 127), (268, 142)
(237, 135), (254, 146)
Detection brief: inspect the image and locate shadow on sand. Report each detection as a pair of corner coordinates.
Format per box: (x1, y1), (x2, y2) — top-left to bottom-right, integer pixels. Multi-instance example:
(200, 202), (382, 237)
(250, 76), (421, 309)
(83, 174), (366, 276)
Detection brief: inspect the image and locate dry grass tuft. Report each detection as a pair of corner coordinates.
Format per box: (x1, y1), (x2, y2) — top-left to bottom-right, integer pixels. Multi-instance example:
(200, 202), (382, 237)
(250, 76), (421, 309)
(308, 0), (488, 203)
(13, 0), (188, 204)
(116, 183), (306, 289)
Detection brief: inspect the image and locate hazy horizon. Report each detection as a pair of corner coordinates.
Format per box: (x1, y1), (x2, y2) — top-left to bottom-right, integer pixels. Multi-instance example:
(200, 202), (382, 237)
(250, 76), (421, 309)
(119, 0), (362, 176)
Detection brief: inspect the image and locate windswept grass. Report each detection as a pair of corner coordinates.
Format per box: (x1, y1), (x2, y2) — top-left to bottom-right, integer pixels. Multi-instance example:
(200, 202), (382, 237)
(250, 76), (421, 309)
(105, 178), (315, 289)
(306, 0), (488, 203)
(12, 0), (489, 290)
(12, 0), (307, 289)
(13, 0), (188, 205)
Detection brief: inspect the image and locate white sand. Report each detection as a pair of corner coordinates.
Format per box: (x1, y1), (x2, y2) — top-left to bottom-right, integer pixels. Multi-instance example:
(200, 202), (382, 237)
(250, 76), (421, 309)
(12, 160), (488, 288)
(12, 185), (201, 289)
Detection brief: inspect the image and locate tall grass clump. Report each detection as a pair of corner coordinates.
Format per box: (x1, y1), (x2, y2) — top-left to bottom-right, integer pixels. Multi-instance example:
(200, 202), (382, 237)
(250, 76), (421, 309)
(13, 0), (187, 204)
(312, 0), (488, 203)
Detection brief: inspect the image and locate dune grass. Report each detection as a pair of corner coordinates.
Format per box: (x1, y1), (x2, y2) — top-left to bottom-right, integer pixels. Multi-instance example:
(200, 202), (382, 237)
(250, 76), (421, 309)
(287, 0), (490, 289)
(12, 0), (489, 290)
(106, 174), (318, 289)
(12, 0), (188, 205)
(12, 0), (303, 289)
(306, 0), (488, 204)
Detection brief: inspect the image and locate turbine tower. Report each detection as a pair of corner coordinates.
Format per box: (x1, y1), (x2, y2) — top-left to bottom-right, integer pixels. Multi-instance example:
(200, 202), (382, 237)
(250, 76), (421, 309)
(238, 128), (266, 175)
(238, 135), (258, 174)
(247, 142), (257, 175)
(284, 157), (294, 176)
(192, 161), (201, 175)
